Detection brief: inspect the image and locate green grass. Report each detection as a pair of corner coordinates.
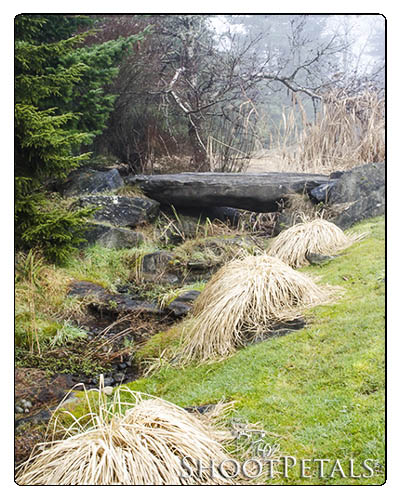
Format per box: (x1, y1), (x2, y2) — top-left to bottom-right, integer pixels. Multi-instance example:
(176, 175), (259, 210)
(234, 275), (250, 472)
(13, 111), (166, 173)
(124, 216), (385, 485)
(64, 243), (158, 291)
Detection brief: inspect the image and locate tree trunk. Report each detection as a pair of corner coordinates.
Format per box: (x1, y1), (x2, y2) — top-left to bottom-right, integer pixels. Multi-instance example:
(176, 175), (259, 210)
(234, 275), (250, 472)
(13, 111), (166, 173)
(188, 118), (209, 171)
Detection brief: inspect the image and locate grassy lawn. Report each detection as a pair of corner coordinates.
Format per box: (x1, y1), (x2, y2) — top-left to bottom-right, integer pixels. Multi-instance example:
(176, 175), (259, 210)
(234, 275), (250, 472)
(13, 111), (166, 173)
(125, 216), (385, 485)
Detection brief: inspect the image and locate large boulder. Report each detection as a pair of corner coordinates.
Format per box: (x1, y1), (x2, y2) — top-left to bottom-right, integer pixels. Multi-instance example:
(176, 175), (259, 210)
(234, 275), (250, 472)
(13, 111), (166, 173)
(332, 185), (385, 229)
(129, 172), (329, 212)
(329, 162), (385, 228)
(60, 168), (124, 197)
(82, 222), (113, 246)
(277, 163), (385, 232)
(328, 162), (385, 205)
(75, 195), (160, 228)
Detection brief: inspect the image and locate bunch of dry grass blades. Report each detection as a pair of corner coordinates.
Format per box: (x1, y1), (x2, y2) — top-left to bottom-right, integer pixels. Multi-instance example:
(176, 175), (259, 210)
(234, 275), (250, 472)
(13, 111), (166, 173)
(16, 384), (237, 485)
(155, 254), (336, 366)
(147, 218), (362, 366)
(183, 255), (336, 362)
(16, 219), (362, 485)
(267, 218), (364, 268)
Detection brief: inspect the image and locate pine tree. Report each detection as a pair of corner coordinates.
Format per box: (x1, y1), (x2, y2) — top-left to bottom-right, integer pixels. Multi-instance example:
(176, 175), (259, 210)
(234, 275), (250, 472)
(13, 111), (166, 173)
(14, 15), (144, 262)
(60, 36), (143, 140)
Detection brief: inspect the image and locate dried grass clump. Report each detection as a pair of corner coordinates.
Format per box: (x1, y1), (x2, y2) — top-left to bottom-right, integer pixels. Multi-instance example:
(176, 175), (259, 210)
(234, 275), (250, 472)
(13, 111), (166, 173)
(179, 254), (334, 363)
(267, 218), (364, 268)
(16, 387), (234, 485)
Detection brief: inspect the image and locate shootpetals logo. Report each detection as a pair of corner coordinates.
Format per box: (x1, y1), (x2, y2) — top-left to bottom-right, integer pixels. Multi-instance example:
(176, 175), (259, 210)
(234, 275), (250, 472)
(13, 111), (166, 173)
(179, 423), (379, 482)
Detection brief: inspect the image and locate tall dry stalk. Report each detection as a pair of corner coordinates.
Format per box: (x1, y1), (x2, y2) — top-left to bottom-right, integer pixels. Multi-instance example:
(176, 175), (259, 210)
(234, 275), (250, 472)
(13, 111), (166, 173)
(297, 90), (385, 172)
(249, 89), (385, 174)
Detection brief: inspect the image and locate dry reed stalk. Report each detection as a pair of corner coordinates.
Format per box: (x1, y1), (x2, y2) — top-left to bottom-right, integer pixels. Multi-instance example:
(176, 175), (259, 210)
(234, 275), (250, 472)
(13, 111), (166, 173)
(267, 218), (364, 268)
(249, 90), (384, 174)
(16, 386), (235, 485)
(179, 254), (335, 363)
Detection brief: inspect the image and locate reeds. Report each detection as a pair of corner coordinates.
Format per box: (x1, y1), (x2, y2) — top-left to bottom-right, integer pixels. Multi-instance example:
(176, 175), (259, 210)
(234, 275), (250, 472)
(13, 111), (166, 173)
(249, 89), (385, 174)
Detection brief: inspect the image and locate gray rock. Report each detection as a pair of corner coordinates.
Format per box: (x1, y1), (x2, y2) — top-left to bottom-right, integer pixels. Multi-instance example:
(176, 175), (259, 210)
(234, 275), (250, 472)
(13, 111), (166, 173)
(310, 181), (338, 203)
(141, 251), (174, 274)
(140, 251), (180, 284)
(166, 301), (192, 317)
(184, 404), (217, 415)
(82, 222), (112, 246)
(328, 162), (385, 205)
(332, 185), (385, 229)
(113, 372), (125, 382)
(200, 206), (242, 225)
(96, 227), (144, 249)
(173, 290), (201, 303)
(330, 171), (345, 180)
(62, 396), (79, 406)
(76, 195), (160, 228)
(328, 163), (385, 228)
(15, 408), (53, 428)
(102, 386), (114, 396)
(21, 399), (32, 410)
(60, 168), (124, 197)
(130, 172), (329, 212)
(165, 290), (201, 317)
(305, 252), (335, 265)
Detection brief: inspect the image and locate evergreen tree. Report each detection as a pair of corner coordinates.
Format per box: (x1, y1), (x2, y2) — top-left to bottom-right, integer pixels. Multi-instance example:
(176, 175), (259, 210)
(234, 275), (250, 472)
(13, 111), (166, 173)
(15, 15), (144, 262)
(60, 35), (142, 139)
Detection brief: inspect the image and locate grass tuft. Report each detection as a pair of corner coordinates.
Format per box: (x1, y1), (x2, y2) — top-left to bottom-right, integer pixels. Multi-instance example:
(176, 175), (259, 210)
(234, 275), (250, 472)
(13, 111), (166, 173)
(177, 254), (336, 363)
(267, 218), (365, 268)
(16, 385), (235, 485)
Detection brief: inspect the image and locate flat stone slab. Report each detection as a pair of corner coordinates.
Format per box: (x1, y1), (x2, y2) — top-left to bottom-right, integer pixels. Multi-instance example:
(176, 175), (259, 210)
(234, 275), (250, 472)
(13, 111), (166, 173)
(129, 172), (329, 212)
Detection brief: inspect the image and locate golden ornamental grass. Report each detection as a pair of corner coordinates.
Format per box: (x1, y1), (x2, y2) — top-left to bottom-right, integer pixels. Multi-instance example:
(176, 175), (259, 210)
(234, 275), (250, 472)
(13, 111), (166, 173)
(179, 254), (335, 363)
(267, 218), (364, 268)
(15, 387), (234, 485)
